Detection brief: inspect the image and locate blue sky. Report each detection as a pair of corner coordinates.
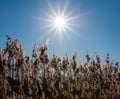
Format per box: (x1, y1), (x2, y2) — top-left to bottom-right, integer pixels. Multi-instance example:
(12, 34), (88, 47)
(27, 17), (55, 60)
(0, 0), (120, 63)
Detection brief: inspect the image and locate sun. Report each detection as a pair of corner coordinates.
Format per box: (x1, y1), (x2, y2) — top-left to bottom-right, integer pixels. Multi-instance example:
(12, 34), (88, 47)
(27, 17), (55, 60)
(48, 12), (71, 34)
(54, 16), (66, 31)
(40, 1), (79, 40)
(44, 2), (74, 35)
(53, 15), (68, 33)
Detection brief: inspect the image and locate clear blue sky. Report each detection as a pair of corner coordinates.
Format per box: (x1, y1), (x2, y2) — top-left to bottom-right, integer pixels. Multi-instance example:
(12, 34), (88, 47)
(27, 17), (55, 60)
(0, 0), (120, 63)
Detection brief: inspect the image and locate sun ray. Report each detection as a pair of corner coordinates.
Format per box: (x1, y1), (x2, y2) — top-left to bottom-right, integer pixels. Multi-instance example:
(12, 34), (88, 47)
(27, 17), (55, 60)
(47, 2), (57, 18)
(62, 1), (69, 17)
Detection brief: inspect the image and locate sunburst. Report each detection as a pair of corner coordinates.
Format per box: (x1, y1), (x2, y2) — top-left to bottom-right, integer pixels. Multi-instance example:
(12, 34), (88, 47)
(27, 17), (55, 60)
(45, 2), (74, 36)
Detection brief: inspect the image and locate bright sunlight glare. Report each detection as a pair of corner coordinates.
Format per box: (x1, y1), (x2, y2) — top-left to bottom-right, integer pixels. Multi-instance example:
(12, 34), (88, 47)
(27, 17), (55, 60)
(54, 16), (67, 32)
(42, 1), (79, 38)
(44, 2), (74, 35)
